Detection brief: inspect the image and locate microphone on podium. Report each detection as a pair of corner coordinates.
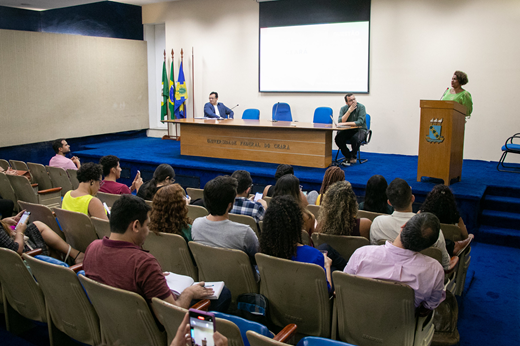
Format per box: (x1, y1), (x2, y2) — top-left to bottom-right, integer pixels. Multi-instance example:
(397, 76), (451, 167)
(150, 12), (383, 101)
(440, 87), (449, 100)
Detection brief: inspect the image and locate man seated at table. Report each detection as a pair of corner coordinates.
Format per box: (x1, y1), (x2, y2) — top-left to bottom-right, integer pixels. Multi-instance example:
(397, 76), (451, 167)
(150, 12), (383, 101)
(99, 155), (143, 195)
(345, 212), (446, 310)
(83, 194), (230, 311)
(49, 138), (81, 170)
(204, 92), (234, 119)
(192, 175), (259, 261)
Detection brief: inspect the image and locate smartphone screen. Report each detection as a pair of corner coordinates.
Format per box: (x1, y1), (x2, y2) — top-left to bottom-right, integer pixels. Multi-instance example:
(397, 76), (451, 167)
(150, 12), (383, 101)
(254, 192), (263, 202)
(189, 309), (215, 346)
(17, 211), (31, 225)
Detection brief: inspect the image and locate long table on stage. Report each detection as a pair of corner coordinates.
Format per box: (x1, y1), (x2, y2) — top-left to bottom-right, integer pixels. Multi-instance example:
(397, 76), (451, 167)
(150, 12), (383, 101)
(164, 118), (354, 168)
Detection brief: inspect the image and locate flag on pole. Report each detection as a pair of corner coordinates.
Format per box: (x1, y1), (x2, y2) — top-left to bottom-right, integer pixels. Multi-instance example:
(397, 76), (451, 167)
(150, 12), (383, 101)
(161, 61), (168, 121)
(174, 61), (188, 119)
(168, 59), (175, 119)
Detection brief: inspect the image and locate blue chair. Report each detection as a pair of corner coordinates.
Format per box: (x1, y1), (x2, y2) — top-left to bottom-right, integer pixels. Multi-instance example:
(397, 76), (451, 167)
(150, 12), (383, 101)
(333, 113), (372, 165)
(313, 107), (333, 124)
(243, 108), (260, 120)
(246, 331), (357, 346)
(272, 103), (292, 122)
(212, 311), (272, 346)
(497, 133), (520, 173)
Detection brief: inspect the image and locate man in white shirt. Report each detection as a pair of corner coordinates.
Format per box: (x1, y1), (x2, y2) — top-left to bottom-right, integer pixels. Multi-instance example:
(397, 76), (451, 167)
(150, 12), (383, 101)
(369, 178), (452, 269)
(203, 92), (234, 119)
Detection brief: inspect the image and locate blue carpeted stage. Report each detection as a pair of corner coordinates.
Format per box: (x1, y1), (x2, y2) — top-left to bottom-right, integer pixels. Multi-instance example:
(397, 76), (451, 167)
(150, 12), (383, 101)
(74, 135), (520, 239)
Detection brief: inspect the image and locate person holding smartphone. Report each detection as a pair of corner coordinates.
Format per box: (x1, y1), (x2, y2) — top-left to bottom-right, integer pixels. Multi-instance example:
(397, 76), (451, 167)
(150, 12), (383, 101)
(0, 210), (84, 263)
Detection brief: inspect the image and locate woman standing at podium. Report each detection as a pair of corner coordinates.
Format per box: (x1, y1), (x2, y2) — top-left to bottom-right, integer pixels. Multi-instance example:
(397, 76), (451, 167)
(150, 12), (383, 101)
(441, 70), (473, 119)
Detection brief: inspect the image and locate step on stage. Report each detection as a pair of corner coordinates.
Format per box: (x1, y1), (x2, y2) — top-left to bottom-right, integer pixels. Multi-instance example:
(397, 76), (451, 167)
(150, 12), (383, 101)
(74, 136), (520, 245)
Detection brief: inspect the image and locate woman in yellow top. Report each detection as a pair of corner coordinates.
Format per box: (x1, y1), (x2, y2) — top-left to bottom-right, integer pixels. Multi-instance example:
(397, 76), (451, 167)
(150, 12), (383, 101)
(62, 162), (108, 220)
(441, 70), (473, 119)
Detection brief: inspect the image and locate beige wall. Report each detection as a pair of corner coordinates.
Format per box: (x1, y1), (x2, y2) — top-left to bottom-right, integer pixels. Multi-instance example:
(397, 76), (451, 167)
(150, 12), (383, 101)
(143, 0), (520, 162)
(0, 30), (149, 147)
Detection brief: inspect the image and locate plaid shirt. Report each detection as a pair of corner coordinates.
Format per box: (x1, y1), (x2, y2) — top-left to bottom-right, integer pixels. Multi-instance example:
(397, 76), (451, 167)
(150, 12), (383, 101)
(231, 197), (265, 223)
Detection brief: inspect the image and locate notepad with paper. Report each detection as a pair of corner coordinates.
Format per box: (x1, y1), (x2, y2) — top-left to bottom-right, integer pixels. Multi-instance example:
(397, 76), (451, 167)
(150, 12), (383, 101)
(164, 272), (225, 300)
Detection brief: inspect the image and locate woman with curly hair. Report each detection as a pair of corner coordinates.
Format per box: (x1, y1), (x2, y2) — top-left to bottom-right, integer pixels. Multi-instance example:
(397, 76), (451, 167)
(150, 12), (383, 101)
(317, 181), (371, 240)
(359, 175), (393, 214)
(316, 166), (345, 205)
(137, 164), (175, 201)
(62, 162), (108, 220)
(419, 184), (471, 241)
(260, 195), (333, 291)
(273, 174), (315, 236)
(149, 184), (192, 242)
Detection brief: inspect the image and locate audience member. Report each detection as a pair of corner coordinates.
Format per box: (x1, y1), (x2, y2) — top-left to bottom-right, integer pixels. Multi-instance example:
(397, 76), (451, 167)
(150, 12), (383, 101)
(262, 164), (294, 198)
(316, 166), (345, 205)
(83, 195), (229, 311)
(137, 164), (175, 201)
(49, 138), (81, 170)
(99, 155), (143, 195)
(61, 162), (108, 220)
(273, 174), (315, 236)
(192, 176), (259, 260)
(149, 184), (192, 242)
(369, 178), (451, 269)
(345, 212), (446, 310)
(316, 181), (372, 240)
(419, 184), (473, 255)
(230, 170), (266, 223)
(359, 174), (394, 214)
(260, 196), (347, 292)
(1, 210), (84, 263)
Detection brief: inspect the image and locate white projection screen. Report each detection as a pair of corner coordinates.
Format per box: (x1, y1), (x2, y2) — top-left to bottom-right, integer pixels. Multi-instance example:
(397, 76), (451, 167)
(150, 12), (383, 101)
(259, 0), (371, 93)
(260, 22), (369, 93)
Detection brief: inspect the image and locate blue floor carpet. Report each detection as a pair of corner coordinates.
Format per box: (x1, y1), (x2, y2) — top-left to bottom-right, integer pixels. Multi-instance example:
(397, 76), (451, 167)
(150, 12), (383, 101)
(75, 137), (520, 198)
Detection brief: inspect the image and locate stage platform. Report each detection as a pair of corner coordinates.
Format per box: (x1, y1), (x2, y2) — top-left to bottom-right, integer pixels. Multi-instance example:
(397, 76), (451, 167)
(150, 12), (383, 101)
(73, 136), (520, 240)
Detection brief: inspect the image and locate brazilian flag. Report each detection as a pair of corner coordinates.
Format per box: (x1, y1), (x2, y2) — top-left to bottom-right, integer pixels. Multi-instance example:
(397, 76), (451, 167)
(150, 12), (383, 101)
(161, 61), (168, 121)
(174, 61), (188, 119)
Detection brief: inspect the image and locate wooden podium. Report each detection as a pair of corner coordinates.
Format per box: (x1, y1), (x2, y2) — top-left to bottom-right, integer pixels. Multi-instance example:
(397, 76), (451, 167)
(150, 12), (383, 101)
(417, 100), (466, 186)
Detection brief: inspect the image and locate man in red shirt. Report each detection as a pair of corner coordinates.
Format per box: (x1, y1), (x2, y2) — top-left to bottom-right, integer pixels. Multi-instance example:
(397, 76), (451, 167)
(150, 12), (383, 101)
(98, 155), (143, 195)
(83, 194), (212, 309)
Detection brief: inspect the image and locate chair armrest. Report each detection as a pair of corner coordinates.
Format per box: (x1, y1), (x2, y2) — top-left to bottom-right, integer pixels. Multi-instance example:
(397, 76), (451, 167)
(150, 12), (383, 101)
(31, 183), (38, 188)
(190, 299), (211, 311)
(70, 264), (84, 273)
(445, 256), (459, 275)
(38, 187), (62, 195)
(24, 248), (43, 257)
(273, 324), (297, 342)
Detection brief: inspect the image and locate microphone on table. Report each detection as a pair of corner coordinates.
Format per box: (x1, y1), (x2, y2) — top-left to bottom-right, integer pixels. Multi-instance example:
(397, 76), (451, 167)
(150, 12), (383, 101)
(228, 104), (239, 119)
(273, 102), (280, 122)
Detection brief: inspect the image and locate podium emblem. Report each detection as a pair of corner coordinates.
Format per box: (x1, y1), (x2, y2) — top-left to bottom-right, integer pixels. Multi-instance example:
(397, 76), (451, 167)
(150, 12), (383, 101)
(427, 118), (444, 143)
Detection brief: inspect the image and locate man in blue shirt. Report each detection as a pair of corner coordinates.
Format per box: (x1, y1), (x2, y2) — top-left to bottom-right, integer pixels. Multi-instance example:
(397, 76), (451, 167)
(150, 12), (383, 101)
(335, 93), (367, 165)
(203, 92), (234, 119)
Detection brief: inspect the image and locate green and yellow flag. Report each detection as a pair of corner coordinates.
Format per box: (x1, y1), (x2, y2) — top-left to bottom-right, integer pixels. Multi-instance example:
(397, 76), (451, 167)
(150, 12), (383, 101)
(161, 61), (168, 121)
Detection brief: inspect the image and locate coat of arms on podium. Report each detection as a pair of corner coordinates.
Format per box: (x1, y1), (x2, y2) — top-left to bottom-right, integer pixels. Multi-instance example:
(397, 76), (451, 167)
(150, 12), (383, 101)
(426, 118), (445, 143)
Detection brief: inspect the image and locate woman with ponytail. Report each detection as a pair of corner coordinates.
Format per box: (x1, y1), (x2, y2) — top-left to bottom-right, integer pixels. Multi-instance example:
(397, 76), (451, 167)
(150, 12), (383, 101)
(137, 164), (175, 201)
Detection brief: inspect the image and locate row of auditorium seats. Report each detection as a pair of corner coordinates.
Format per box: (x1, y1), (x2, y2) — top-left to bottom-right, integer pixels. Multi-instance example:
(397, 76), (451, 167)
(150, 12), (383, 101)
(8, 192), (469, 345)
(242, 104), (331, 123)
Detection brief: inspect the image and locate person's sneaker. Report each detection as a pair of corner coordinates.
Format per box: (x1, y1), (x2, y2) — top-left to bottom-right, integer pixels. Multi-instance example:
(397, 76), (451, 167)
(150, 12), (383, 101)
(350, 158), (357, 164)
(340, 161), (351, 167)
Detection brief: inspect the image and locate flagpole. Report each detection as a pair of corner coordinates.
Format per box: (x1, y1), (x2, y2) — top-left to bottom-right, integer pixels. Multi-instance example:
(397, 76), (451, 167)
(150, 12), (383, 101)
(192, 47), (195, 118)
(172, 49), (180, 140)
(181, 48), (186, 118)
(163, 49), (170, 139)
